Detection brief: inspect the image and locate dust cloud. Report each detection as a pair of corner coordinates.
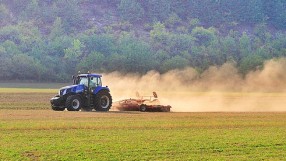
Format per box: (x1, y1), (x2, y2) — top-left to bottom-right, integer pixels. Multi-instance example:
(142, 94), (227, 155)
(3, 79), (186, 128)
(102, 58), (286, 112)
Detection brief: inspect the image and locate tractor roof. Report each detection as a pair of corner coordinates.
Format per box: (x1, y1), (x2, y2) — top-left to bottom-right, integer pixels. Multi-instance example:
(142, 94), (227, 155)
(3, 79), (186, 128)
(78, 73), (102, 78)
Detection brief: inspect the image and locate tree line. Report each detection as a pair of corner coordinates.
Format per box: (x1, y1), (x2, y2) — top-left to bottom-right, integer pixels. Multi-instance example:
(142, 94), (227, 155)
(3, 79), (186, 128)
(0, 0), (285, 82)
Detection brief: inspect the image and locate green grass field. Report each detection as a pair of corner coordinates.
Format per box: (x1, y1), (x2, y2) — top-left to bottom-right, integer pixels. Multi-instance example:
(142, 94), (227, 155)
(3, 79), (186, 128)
(1, 111), (286, 160)
(0, 85), (285, 160)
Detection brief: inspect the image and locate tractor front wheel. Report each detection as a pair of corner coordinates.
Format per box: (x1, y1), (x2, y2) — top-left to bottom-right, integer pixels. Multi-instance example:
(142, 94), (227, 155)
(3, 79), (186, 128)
(66, 95), (82, 111)
(94, 91), (112, 111)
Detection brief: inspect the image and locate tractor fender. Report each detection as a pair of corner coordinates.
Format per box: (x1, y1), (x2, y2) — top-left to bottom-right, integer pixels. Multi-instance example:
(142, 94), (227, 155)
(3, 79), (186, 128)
(93, 86), (110, 95)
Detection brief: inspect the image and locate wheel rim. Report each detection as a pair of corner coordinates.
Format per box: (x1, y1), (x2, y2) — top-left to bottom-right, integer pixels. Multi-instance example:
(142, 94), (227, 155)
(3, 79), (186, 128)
(100, 95), (110, 109)
(72, 99), (80, 109)
(141, 106), (146, 111)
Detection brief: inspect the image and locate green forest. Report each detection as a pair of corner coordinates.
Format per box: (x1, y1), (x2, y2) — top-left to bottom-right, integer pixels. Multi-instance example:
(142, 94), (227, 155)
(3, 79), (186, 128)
(0, 0), (286, 82)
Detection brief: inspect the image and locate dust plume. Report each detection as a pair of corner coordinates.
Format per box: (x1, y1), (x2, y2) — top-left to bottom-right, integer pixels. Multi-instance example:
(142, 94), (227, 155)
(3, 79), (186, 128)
(102, 58), (286, 112)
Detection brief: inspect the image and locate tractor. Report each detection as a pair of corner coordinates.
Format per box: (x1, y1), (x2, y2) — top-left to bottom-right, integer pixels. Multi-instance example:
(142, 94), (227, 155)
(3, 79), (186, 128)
(50, 73), (112, 111)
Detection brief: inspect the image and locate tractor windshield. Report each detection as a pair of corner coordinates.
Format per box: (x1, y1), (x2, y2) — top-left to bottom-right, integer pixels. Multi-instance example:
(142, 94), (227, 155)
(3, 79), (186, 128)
(78, 77), (88, 86)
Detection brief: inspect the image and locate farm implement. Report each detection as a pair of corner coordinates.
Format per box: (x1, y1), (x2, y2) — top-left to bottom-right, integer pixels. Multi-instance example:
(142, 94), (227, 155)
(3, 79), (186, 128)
(113, 92), (171, 112)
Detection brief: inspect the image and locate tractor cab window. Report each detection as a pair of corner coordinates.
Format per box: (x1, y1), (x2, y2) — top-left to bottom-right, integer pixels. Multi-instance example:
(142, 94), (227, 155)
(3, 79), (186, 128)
(78, 77), (88, 86)
(90, 77), (102, 88)
(90, 77), (97, 88)
(96, 77), (102, 87)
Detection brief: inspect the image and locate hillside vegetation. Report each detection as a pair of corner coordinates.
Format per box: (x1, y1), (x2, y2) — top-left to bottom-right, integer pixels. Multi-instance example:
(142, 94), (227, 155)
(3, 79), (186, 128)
(0, 0), (286, 81)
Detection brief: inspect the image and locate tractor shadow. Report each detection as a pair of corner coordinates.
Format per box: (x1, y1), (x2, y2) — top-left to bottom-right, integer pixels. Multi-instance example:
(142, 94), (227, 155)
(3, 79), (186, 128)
(80, 110), (144, 114)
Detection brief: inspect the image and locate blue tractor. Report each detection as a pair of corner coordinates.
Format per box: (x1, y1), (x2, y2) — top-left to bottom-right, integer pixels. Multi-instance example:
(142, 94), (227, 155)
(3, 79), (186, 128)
(50, 73), (112, 111)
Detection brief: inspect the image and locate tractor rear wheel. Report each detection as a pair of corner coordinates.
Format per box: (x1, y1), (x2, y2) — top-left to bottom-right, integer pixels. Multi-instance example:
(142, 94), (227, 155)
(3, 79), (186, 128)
(140, 105), (147, 112)
(66, 95), (82, 111)
(94, 91), (112, 111)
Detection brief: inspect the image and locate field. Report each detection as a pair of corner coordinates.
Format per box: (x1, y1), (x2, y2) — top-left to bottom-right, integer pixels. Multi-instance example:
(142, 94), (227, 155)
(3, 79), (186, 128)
(0, 85), (286, 160)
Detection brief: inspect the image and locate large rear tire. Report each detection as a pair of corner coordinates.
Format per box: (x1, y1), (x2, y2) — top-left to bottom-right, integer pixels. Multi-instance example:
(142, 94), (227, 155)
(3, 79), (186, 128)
(94, 91), (112, 111)
(66, 95), (82, 111)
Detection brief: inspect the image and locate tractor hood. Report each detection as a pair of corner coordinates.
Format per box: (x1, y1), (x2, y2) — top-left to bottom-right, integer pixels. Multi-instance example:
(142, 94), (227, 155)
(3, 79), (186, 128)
(60, 85), (79, 90)
(58, 84), (85, 96)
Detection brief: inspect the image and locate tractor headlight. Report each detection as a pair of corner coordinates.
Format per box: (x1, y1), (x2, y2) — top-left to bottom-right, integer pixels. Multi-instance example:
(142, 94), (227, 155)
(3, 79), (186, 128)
(59, 89), (66, 96)
(62, 89), (67, 95)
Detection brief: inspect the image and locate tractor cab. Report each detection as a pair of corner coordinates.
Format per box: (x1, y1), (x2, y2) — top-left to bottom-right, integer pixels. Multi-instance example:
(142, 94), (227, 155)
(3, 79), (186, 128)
(73, 74), (102, 89)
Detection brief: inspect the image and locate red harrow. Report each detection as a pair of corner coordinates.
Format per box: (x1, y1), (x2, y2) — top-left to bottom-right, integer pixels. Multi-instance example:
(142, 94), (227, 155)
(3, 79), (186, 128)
(114, 92), (171, 112)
